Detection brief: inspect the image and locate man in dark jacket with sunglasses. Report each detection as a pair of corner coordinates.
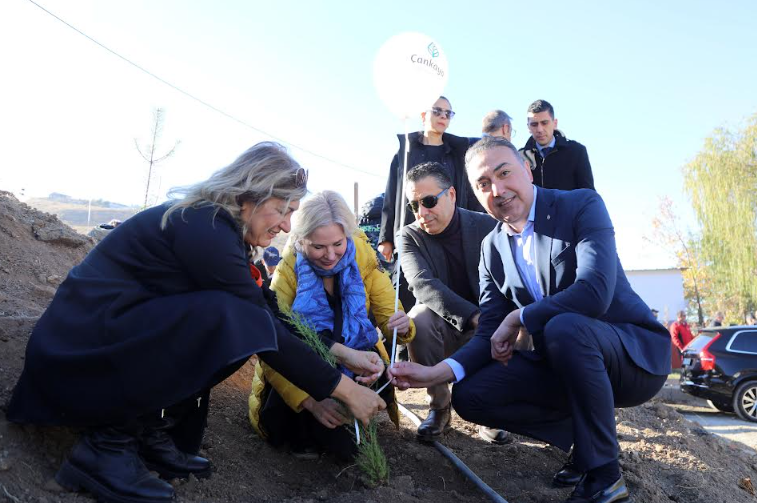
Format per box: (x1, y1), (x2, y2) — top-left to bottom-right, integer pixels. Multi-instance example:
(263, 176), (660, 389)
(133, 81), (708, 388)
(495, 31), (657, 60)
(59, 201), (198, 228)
(399, 162), (506, 444)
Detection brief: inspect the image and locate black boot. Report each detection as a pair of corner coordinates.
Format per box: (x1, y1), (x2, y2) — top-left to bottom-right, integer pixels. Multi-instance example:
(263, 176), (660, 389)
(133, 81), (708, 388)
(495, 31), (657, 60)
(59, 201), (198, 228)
(139, 412), (211, 480)
(56, 427), (174, 503)
(416, 406), (452, 443)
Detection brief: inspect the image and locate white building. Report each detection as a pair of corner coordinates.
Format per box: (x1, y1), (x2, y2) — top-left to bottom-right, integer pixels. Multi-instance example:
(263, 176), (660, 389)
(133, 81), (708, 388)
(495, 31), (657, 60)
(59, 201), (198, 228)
(624, 268), (686, 324)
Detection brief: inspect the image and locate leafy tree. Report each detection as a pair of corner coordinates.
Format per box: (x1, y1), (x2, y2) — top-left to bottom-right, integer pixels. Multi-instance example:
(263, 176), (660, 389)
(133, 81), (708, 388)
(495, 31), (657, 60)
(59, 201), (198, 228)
(683, 114), (757, 320)
(135, 108), (180, 209)
(647, 196), (714, 324)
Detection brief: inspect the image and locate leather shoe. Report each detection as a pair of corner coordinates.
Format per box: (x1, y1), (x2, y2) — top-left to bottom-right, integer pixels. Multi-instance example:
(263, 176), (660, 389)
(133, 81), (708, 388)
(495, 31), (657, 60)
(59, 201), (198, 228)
(477, 426), (513, 445)
(56, 427), (174, 503)
(553, 446), (583, 487)
(416, 407), (452, 442)
(139, 418), (212, 480)
(553, 460), (583, 487)
(565, 475), (630, 503)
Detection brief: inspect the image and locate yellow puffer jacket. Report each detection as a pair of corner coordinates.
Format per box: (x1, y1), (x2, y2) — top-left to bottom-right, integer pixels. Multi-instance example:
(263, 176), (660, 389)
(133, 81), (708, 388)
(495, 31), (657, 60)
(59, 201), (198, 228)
(248, 230), (415, 436)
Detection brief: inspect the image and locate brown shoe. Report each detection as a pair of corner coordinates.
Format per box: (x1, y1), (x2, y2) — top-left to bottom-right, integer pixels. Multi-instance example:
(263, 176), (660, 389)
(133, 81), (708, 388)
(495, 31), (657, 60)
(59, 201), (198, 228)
(416, 407), (452, 442)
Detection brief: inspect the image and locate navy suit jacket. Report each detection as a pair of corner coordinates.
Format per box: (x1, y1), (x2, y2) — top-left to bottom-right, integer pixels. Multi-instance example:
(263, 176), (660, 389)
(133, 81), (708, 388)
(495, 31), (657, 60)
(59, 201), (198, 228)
(451, 187), (671, 377)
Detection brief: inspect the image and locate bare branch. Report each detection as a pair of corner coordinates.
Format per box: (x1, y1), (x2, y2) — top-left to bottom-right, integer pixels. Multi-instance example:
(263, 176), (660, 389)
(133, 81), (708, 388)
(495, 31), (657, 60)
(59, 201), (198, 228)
(134, 107), (180, 209)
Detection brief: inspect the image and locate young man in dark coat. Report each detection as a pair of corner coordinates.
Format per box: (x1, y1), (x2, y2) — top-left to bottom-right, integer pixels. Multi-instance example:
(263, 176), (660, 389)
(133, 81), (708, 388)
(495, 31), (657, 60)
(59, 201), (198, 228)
(520, 99), (595, 191)
(399, 162), (510, 445)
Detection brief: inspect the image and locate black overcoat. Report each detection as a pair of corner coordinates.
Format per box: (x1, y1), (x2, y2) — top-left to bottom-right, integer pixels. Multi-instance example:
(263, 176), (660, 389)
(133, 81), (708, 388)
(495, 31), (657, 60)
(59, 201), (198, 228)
(7, 204), (341, 428)
(378, 131), (484, 246)
(520, 130), (595, 191)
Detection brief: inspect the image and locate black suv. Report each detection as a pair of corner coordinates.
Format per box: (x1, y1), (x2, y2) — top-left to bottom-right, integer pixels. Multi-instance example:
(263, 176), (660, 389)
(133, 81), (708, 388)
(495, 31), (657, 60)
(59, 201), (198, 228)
(680, 325), (757, 422)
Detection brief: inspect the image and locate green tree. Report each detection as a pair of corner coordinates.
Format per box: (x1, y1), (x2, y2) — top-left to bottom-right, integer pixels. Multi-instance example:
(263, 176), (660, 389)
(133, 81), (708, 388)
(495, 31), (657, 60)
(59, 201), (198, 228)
(683, 114), (757, 320)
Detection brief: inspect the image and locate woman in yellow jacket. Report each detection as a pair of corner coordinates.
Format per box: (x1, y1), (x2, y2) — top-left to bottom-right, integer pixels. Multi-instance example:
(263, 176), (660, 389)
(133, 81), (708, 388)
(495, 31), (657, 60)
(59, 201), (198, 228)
(249, 190), (415, 460)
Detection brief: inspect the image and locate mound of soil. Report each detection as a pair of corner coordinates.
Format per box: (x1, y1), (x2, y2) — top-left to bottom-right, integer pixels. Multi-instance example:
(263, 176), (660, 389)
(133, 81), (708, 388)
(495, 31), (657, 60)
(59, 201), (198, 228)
(1, 192), (757, 502)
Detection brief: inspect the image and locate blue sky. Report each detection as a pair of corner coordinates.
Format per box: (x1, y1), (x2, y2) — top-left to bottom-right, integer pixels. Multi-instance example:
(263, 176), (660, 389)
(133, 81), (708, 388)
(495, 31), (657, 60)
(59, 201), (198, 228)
(1, 0), (755, 269)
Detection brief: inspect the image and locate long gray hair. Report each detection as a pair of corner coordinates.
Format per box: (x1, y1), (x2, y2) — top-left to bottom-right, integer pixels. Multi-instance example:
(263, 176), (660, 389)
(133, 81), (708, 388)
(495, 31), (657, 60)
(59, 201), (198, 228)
(160, 142), (308, 239)
(289, 190), (357, 252)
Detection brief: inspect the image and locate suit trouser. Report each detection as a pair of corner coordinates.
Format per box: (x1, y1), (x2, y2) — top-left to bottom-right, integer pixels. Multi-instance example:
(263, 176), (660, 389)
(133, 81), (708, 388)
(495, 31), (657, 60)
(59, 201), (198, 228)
(408, 304), (474, 409)
(451, 313), (666, 472)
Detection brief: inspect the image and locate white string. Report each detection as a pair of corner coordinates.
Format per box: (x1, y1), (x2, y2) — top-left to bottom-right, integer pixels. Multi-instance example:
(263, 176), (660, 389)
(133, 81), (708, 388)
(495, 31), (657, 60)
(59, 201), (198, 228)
(355, 419), (360, 445)
(389, 118), (411, 371)
(374, 378), (392, 395)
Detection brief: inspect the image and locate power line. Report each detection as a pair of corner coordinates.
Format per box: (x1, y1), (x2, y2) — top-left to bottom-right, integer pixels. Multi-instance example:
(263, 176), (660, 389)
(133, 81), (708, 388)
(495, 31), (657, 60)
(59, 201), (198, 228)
(25, 0), (385, 179)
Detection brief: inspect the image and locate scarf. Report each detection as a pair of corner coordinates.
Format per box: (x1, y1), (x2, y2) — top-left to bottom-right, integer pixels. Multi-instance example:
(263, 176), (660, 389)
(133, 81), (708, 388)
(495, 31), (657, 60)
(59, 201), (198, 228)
(291, 238), (378, 356)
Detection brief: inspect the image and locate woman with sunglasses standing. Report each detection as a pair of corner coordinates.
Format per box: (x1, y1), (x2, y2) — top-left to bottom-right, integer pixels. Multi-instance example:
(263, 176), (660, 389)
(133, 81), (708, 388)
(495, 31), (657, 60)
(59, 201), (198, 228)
(378, 96), (483, 311)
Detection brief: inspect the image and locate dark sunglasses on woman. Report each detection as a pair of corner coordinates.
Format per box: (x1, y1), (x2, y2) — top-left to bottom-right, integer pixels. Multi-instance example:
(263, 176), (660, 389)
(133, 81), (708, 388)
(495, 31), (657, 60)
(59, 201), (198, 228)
(408, 187), (450, 213)
(429, 107), (455, 119)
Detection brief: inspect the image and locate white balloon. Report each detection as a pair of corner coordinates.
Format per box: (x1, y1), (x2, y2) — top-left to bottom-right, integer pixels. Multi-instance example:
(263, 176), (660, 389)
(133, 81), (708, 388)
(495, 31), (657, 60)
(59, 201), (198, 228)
(373, 32), (449, 120)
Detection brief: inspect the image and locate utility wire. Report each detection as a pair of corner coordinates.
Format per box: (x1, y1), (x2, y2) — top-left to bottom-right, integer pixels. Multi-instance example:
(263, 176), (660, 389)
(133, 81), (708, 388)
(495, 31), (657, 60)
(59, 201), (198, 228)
(25, 0), (384, 179)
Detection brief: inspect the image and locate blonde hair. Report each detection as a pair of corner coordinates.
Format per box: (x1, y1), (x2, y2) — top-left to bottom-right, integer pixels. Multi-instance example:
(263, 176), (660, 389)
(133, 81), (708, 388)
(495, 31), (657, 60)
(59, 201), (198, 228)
(290, 190), (357, 252)
(160, 142), (307, 238)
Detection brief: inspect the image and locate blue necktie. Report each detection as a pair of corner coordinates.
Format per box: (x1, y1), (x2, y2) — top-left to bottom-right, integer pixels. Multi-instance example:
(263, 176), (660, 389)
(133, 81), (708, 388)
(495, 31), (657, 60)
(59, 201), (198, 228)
(541, 146), (553, 157)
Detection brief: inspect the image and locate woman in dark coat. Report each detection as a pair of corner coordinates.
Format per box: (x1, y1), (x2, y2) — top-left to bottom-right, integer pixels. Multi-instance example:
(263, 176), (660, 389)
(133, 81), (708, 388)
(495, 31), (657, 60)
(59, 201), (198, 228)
(377, 96), (482, 264)
(6, 142), (386, 503)
(378, 96), (482, 312)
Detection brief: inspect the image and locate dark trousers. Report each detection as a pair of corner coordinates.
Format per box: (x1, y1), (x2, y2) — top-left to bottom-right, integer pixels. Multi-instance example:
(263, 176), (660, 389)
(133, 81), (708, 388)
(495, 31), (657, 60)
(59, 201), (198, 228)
(452, 313), (666, 472)
(259, 387), (357, 461)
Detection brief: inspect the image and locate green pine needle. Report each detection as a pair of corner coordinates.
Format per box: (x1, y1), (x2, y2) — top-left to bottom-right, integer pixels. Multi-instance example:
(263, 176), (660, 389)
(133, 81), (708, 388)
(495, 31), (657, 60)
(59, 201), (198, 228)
(355, 419), (389, 487)
(283, 310), (338, 368)
(284, 309), (389, 486)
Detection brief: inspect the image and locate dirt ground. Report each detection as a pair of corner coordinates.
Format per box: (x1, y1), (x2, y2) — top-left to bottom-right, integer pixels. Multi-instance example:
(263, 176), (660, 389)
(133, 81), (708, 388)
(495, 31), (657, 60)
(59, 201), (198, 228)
(2, 190), (757, 503)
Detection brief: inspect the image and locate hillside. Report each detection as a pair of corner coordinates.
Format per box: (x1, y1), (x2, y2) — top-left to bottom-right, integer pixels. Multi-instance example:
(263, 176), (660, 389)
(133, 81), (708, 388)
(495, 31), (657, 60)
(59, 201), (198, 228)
(26, 195), (139, 235)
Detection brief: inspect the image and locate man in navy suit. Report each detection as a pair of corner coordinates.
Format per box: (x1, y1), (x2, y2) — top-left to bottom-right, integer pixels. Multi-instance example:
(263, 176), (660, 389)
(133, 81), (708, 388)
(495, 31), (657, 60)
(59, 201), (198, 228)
(389, 136), (670, 503)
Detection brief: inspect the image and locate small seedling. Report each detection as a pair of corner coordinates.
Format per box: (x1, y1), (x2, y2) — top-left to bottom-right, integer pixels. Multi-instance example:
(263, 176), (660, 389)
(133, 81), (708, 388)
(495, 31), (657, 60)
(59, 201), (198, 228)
(355, 419), (389, 487)
(284, 309), (389, 480)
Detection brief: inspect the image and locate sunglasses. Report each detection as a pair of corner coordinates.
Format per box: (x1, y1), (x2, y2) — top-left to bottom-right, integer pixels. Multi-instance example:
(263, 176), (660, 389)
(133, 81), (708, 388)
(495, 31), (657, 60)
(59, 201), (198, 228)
(429, 107), (455, 119)
(408, 187), (449, 213)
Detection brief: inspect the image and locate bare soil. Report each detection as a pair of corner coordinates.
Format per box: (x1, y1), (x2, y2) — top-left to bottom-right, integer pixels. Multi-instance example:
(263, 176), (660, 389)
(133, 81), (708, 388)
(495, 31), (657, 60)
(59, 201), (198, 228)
(2, 190), (757, 503)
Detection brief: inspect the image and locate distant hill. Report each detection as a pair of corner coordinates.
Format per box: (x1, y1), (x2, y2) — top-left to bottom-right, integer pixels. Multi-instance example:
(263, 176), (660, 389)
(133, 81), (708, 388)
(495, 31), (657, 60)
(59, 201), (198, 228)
(26, 194), (140, 235)
(47, 192), (131, 208)
(25, 194), (293, 250)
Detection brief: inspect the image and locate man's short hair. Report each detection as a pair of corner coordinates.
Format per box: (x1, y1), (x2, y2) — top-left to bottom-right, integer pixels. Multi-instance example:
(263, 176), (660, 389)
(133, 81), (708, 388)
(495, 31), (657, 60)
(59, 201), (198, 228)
(406, 162), (453, 190)
(465, 136), (524, 172)
(527, 99), (555, 118)
(481, 110), (512, 135)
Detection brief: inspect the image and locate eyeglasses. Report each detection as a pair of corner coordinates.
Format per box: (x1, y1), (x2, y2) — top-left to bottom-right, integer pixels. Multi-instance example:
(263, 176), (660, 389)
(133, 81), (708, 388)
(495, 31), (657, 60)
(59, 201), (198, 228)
(408, 187), (449, 213)
(429, 107), (455, 119)
(293, 167), (308, 187)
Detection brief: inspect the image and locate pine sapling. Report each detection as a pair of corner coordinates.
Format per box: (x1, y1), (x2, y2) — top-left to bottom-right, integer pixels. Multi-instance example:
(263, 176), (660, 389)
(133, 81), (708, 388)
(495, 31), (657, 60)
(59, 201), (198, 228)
(355, 419), (389, 487)
(284, 308), (389, 484)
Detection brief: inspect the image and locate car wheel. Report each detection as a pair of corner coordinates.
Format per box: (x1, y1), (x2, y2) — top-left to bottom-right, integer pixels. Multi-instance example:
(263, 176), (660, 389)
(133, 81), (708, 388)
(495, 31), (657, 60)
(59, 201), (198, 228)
(733, 381), (757, 422)
(706, 399), (734, 413)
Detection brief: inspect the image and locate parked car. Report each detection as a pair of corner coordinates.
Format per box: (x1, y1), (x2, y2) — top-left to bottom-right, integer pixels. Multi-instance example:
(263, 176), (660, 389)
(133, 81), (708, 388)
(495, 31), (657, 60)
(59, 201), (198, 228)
(680, 325), (757, 422)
